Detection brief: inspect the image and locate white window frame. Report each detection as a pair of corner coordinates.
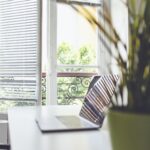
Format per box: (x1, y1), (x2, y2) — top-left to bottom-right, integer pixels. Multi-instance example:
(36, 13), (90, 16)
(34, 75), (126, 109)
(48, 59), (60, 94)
(46, 0), (107, 104)
(45, 0), (57, 104)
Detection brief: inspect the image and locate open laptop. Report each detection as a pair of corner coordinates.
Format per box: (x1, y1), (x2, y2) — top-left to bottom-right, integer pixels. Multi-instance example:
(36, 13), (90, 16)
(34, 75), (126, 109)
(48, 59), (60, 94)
(36, 74), (119, 132)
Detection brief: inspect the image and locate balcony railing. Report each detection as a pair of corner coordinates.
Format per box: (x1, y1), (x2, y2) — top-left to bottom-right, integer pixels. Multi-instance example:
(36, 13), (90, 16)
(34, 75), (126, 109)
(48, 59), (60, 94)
(42, 72), (97, 105)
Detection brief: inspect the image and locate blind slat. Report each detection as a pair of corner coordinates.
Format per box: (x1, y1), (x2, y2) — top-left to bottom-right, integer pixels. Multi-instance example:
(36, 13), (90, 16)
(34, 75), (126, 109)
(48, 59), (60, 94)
(0, 0), (40, 101)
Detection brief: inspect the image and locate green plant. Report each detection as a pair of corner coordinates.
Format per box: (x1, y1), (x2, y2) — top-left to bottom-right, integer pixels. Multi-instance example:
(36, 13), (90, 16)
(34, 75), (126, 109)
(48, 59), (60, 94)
(71, 0), (150, 113)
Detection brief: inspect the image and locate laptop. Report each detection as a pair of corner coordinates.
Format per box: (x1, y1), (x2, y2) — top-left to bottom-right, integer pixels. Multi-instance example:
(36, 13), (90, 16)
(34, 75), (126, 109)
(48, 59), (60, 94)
(36, 74), (119, 132)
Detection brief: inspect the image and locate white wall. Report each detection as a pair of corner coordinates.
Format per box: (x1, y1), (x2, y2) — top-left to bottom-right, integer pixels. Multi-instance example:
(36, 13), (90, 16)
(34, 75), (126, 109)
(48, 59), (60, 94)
(110, 0), (128, 74)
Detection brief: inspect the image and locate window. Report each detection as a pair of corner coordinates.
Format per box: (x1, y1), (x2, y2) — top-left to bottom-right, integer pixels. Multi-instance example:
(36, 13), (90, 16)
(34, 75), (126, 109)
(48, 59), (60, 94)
(0, 0), (41, 112)
(57, 4), (98, 105)
(44, 0), (104, 105)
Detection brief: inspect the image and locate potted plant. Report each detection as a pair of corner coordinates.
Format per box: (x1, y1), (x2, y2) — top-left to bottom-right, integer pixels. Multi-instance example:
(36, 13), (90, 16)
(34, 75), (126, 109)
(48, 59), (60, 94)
(107, 1), (150, 149)
(71, 0), (150, 149)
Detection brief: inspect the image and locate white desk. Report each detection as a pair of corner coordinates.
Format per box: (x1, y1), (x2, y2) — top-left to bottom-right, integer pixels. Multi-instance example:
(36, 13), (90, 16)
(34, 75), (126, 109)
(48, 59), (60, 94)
(8, 106), (112, 150)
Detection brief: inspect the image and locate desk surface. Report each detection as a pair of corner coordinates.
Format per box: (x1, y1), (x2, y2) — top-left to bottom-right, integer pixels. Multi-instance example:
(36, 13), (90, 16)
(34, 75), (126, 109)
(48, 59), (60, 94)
(8, 105), (111, 150)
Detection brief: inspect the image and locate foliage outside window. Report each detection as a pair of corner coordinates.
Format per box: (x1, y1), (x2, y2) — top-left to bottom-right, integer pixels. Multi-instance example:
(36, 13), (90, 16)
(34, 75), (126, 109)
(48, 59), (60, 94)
(42, 42), (97, 105)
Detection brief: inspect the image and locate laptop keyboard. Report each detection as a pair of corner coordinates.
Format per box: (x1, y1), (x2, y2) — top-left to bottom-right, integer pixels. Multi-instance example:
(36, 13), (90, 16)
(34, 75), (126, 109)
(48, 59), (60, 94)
(56, 116), (94, 128)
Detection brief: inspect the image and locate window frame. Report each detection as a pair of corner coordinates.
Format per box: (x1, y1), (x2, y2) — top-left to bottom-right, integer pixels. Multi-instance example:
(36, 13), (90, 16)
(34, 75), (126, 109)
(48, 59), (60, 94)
(46, 0), (106, 104)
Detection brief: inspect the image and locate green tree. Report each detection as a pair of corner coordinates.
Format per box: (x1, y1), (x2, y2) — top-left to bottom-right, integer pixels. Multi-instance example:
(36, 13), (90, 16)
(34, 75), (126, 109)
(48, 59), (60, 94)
(57, 42), (96, 105)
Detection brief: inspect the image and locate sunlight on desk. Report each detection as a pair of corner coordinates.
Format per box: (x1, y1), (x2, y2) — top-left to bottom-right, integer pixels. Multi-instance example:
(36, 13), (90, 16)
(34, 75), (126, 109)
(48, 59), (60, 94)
(8, 106), (111, 150)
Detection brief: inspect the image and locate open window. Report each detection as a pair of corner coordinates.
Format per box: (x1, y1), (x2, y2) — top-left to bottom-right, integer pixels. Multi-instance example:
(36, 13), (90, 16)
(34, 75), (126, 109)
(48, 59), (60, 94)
(44, 0), (104, 105)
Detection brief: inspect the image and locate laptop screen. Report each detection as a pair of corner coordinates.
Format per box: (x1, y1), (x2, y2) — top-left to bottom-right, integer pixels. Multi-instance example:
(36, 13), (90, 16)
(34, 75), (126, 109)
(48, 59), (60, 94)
(79, 74), (119, 126)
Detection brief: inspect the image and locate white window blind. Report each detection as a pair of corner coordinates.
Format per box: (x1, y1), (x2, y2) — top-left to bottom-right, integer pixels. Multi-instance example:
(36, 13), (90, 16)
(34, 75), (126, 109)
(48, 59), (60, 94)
(0, 0), (41, 102)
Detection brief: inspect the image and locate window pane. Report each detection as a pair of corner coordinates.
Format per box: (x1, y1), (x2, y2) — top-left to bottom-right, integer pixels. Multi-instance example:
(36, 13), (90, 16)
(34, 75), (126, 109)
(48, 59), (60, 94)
(56, 4), (98, 104)
(57, 4), (97, 66)
(57, 75), (92, 105)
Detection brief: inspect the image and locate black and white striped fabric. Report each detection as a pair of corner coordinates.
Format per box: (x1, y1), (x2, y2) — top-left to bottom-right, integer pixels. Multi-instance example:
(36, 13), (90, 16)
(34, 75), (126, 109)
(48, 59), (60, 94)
(80, 74), (119, 126)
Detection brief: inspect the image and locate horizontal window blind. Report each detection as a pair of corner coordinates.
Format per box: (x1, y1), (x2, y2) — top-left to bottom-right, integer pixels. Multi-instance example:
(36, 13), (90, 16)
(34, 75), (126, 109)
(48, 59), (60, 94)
(0, 0), (41, 101)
